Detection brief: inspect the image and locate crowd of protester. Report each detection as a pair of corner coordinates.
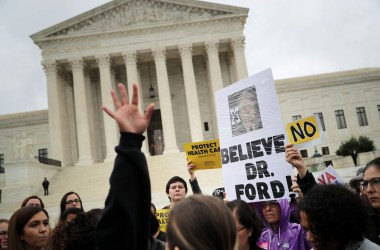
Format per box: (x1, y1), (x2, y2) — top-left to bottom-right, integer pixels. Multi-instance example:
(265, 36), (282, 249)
(1, 83), (379, 250)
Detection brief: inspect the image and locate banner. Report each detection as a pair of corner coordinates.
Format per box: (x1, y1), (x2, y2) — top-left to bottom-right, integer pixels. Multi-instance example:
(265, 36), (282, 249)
(215, 69), (294, 202)
(183, 139), (221, 170)
(286, 114), (325, 150)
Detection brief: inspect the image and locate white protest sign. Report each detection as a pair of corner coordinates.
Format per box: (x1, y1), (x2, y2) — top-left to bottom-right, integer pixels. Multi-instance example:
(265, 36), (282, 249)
(215, 69), (294, 202)
(316, 165), (344, 185)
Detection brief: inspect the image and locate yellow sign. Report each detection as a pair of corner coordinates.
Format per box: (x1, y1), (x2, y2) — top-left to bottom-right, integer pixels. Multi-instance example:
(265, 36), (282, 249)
(286, 115), (320, 144)
(155, 209), (170, 232)
(183, 139), (221, 170)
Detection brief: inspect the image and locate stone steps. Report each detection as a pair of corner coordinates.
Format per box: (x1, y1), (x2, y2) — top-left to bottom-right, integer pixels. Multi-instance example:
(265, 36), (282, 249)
(0, 151), (359, 225)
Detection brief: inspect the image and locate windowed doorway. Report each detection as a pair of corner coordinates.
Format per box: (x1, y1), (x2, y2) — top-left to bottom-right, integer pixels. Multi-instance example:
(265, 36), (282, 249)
(148, 109), (164, 155)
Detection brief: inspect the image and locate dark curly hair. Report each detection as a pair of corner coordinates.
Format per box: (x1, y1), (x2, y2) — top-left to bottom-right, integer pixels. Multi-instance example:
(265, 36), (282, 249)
(298, 184), (368, 249)
(226, 200), (263, 248)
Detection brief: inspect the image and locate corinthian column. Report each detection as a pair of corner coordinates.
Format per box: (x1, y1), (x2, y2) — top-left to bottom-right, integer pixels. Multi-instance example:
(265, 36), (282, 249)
(70, 58), (95, 165)
(205, 40), (224, 137)
(96, 54), (118, 162)
(205, 40), (224, 92)
(122, 50), (149, 154)
(178, 43), (204, 142)
(231, 36), (248, 80)
(122, 50), (144, 112)
(42, 61), (72, 166)
(152, 46), (179, 154)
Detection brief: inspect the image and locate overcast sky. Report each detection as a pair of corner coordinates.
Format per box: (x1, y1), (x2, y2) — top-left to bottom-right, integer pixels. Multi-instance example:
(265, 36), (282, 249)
(0, 0), (379, 115)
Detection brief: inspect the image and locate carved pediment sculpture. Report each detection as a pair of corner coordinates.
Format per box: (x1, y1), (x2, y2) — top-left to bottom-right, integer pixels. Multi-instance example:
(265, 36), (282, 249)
(34, 0), (244, 39)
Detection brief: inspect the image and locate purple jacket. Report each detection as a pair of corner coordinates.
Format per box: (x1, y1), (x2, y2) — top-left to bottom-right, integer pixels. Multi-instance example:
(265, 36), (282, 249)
(256, 199), (310, 250)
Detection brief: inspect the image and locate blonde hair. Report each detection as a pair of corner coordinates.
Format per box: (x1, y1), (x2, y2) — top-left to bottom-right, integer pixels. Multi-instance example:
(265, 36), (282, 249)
(166, 195), (237, 250)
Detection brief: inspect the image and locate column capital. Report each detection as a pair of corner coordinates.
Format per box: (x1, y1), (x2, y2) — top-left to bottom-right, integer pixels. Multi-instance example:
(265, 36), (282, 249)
(96, 54), (111, 68)
(230, 36), (245, 52)
(42, 60), (59, 75)
(152, 46), (167, 61)
(69, 57), (85, 72)
(205, 40), (219, 55)
(178, 43), (193, 59)
(122, 50), (138, 64)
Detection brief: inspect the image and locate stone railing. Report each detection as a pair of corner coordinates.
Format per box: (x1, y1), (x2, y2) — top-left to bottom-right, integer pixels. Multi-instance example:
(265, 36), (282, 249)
(304, 150), (380, 171)
(34, 156), (61, 167)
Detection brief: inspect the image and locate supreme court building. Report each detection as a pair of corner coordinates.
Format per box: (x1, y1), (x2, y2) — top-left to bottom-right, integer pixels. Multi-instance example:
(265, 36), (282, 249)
(1, 0), (380, 214)
(30, 0), (249, 167)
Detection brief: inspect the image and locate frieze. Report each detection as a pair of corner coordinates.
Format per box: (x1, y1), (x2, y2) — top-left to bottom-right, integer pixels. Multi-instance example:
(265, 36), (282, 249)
(49, 1), (231, 37)
(38, 18), (243, 55)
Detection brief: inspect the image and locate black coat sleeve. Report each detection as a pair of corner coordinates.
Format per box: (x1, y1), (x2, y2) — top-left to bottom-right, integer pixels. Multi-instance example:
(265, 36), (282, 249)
(96, 132), (151, 250)
(297, 170), (317, 195)
(189, 177), (203, 194)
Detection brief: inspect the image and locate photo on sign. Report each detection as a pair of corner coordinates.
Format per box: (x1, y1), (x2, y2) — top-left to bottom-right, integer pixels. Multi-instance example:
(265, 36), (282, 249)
(228, 86), (263, 136)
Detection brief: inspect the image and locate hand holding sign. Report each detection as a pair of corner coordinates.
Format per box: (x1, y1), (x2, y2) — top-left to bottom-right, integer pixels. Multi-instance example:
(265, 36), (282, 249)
(187, 160), (196, 181)
(285, 144), (308, 178)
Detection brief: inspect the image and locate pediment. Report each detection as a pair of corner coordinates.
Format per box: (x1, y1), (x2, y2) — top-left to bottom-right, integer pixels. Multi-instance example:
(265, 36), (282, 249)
(31, 0), (248, 41)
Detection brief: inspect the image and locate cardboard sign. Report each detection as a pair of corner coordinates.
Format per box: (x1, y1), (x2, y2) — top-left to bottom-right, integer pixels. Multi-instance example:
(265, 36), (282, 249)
(183, 139), (221, 170)
(316, 165), (344, 185)
(155, 209), (170, 232)
(286, 114), (324, 150)
(215, 69), (294, 202)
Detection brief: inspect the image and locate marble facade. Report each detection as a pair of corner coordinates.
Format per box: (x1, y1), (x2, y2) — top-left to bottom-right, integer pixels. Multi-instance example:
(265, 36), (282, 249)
(29, 0), (249, 167)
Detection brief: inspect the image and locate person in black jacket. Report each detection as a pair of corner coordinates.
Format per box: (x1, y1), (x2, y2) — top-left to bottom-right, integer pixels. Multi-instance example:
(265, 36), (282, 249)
(95, 83), (155, 250)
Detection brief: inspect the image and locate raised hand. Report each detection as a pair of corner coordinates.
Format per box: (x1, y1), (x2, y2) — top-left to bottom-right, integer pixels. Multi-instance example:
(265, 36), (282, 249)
(103, 83), (155, 135)
(285, 143), (307, 178)
(187, 159), (196, 181)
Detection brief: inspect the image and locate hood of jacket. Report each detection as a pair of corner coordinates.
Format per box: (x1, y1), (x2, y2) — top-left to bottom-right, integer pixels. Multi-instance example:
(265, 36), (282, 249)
(256, 198), (290, 233)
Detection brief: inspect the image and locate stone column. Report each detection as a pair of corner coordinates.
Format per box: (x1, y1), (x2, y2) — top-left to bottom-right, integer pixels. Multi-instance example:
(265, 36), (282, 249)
(231, 36), (248, 80)
(122, 50), (149, 154)
(205, 40), (224, 137)
(70, 58), (95, 165)
(178, 43), (204, 142)
(152, 46), (179, 154)
(42, 61), (72, 166)
(96, 54), (119, 162)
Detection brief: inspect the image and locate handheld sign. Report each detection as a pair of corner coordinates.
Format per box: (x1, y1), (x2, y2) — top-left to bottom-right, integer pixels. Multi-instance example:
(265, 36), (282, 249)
(316, 165), (344, 185)
(155, 209), (170, 232)
(215, 69), (294, 203)
(184, 139), (221, 170)
(286, 114), (325, 150)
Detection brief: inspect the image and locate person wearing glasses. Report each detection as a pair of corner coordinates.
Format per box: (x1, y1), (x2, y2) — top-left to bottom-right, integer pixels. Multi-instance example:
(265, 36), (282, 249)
(256, 199), (310, 250)
(21, 195), (45, 208)
(59, 191), (84, 217)
(0, 219), (9, 250)
(226, 200), (264, 250)
(361, 157), (380, 245)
